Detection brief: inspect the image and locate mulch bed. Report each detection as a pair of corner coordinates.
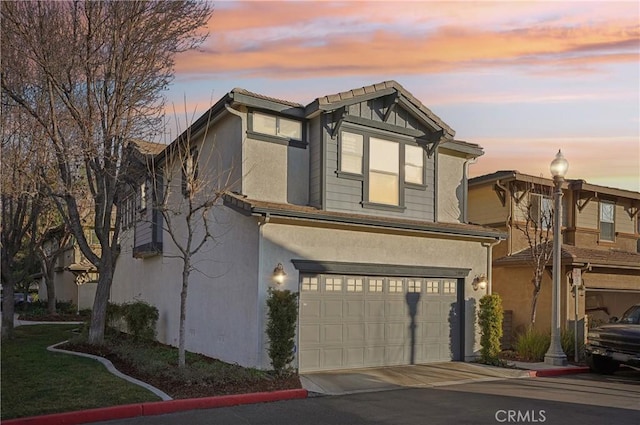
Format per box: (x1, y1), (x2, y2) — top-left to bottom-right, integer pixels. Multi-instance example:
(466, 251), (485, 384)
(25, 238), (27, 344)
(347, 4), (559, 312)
(60, 341), (301, 400)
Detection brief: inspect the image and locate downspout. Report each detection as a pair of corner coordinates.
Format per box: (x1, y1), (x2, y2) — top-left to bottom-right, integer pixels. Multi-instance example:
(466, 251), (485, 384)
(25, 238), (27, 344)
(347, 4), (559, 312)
(482, 238), (502, 295)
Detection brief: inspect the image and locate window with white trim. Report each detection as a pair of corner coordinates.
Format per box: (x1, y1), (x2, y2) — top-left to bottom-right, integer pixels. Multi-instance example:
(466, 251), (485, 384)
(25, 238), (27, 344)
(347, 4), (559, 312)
(369, 137), (399, 205)
(301, 276), (319, 291)
(600, 201), (615, 241)
(346, 277), (363, 292)
(404, 145), (424, 185)
(340, 132), (364, 174)
(368, 278), (383, 293)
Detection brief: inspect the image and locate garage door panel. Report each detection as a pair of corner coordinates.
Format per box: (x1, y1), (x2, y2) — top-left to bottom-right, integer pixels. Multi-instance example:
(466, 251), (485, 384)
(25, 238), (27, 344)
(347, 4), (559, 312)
(299, 274), (461, 372)
(324, 324), (343, 343)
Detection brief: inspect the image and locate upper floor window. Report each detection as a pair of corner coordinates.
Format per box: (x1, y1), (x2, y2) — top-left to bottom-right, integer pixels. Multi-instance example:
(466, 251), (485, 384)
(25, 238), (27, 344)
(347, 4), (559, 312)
(253, 112), (302, 140)
(339, 132), (363, 174)
(369, 137), (399, 205)
(599, 201), (615, 241)
(404, 145), (424, 185)
(139, 181), (147, 211)
(531, 194), (553, 229)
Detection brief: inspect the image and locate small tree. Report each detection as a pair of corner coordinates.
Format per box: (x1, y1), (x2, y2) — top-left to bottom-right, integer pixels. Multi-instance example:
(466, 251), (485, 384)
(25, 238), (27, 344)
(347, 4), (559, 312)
(478, 293), (504, 365)
(514, 185), (555, 325)
(266, 289), (298, 374)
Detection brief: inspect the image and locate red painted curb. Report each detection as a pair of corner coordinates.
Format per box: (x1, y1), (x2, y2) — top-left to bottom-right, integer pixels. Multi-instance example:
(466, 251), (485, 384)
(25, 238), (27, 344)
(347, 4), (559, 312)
(529, 367), (590, 377)
(2, 389), (308, 425)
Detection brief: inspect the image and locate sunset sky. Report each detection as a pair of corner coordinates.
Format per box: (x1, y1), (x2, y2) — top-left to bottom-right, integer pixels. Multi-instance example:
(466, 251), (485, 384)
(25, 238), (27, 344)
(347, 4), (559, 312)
(166, 0), (640, 191)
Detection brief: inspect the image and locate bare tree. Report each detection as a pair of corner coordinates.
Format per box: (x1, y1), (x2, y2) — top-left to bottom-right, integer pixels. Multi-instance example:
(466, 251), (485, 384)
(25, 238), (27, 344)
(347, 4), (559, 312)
(1, 100), (41, 338)
(145, 107), (234, 367)
(514, 186), (555, 325)
(1, 1), (213, 344)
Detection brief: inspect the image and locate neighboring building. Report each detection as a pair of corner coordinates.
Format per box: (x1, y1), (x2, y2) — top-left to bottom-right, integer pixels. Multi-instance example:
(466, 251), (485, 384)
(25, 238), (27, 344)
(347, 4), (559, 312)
(468, 171), (640, 343)
(112, 81), (505, 372)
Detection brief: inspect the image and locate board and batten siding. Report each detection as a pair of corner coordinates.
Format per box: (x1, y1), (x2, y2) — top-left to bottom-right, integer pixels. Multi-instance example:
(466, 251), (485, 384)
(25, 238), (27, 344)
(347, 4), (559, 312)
(308, 116), (323, 208)
(322, 100), (437, 221)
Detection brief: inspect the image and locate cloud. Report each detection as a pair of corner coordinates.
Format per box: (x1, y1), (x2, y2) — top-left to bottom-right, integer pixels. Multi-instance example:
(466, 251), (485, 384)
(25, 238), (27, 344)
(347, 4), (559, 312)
(177, 2), (639, 80)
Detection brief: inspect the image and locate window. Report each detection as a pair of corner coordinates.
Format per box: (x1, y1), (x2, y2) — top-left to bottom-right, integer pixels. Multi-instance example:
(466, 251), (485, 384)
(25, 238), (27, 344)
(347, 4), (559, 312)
(346, 277), (363, 292)
(139, 181), (147, 211)
(325, 277), (342, 291)
(301, 276), (318, 291)
(426, 280), (439, 294)
(252, 112), (302, 140)
(531, 194), (553, 229)
(404, 145), (424, 185)
(369, 137), (399, 205)
(443, 280), (456, 294)
(600, 201), (615, 241)
(368, 278), (383, 293)
(121, 193), (136, 230)
(407, 279), (421, 293)
(182, 148), (199, 197)
(388, 279), (403, 293)
(340, 132), (363, 174)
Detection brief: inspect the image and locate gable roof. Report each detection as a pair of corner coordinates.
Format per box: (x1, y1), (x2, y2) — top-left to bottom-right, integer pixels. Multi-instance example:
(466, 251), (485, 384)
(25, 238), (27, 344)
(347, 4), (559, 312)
(305, 80), (455, 138)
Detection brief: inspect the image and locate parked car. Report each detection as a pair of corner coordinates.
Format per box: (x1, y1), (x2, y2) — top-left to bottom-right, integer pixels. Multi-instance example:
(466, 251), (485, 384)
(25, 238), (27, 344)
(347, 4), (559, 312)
(585, 304), (640, 374)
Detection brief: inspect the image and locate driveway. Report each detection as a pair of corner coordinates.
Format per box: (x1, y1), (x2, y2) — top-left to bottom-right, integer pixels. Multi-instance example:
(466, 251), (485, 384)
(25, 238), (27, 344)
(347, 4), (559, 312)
(300, 362), (530, 395)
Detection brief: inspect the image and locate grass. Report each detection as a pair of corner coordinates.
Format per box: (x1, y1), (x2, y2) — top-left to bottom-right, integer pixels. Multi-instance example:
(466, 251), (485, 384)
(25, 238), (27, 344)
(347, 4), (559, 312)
(1, 324), (160, 420)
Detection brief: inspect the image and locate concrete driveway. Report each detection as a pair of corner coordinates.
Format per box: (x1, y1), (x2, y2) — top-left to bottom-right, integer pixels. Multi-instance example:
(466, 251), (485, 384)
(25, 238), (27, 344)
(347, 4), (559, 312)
(300, 362), (530, 395)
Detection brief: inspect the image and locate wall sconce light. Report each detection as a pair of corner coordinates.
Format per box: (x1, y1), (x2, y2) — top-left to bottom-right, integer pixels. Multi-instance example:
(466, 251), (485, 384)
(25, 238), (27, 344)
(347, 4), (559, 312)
(272, 263), (287, 285)
(472, 274), (488, 291)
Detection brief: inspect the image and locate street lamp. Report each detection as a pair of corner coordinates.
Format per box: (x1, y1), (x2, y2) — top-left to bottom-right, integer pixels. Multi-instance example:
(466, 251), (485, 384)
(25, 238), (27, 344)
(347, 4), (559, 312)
(545, 150), (569, 366)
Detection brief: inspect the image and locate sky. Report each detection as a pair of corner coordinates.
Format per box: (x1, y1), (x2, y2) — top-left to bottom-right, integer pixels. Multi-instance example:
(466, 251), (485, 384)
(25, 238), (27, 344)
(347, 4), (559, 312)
(165, 0), (640, 192)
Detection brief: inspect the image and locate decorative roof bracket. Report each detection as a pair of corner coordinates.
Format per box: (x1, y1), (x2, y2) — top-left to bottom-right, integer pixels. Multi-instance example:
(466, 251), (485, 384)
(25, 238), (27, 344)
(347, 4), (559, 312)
(382, 91), (399, 122)
(330, 107), (348, 139)
(417, 129), (446, 158)
(576, 192), (595, 212)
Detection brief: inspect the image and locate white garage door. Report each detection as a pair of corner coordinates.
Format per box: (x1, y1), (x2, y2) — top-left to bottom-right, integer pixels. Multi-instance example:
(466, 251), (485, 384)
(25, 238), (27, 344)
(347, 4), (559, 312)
(298, 274), (461, 372)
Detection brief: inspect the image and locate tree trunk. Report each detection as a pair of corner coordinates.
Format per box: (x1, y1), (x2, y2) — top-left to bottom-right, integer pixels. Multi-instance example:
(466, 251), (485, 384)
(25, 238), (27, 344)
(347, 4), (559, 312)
(88, 265), (112, 345)
(1, 281), (16, 340)
(178, 262), (190, 368)
(42, 259), (57, 315)
(531, 287), (540, 325)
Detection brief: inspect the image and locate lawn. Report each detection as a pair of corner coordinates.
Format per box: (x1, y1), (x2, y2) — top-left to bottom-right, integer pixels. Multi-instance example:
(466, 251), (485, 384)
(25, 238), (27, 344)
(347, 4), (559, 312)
(1, 324), (160, 420)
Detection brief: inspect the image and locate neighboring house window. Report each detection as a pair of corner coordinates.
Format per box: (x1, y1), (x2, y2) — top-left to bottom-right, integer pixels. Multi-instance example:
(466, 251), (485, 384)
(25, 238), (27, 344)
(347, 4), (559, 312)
(369, 137), (399, 205)
(121, 193), (135, 229)
(404, 144), (424, 185)
(182, 148), (199, 197)
(252, 112), (302, 140)
(531, 194), (553, 229)
(339, 131), (363, 174)
(139, 181), (147, 211)
(599, 201), (615, 241)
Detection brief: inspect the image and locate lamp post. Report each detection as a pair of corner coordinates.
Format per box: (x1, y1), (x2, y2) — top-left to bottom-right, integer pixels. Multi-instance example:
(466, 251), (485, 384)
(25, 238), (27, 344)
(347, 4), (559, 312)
(545, 150), (569, 366)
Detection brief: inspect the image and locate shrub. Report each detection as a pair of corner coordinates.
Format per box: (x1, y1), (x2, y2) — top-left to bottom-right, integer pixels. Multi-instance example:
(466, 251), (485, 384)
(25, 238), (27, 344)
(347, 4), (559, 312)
(266, 288), (298, 374)
(477, 293), (504, 365)
(515, 328), (550, 362)
(561, 327), (584, 360)
(120, 301), (158, 341)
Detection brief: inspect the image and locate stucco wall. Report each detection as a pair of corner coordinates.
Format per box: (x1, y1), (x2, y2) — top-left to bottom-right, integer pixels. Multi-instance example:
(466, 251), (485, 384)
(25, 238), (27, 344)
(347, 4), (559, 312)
(437, 152), (465, 223)
(257, 221), (492, 368)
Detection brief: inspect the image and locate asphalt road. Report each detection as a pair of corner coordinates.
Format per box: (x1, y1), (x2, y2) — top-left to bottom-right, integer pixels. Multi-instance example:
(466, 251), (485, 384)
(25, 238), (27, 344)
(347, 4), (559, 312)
(93, 369), (640, 425)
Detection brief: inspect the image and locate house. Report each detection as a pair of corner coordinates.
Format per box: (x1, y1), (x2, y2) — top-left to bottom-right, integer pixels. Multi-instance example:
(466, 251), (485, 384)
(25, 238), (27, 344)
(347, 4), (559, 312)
(111, 81), (506, 372)
(468, 171), (640, 344)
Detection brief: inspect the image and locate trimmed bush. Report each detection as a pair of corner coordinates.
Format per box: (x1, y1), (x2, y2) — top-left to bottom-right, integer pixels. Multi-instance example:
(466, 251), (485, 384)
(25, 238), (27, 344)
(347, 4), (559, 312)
(561, 327), (584, 360)
(478, 293), (504, 365)
(266, 288), (298, 374)
(121, 301), (158, 341)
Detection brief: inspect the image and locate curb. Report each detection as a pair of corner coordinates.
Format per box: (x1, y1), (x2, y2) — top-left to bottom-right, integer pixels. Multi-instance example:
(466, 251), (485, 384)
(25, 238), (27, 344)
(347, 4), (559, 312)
(2, 389), (309, 425)
(528, 366), (590, 377)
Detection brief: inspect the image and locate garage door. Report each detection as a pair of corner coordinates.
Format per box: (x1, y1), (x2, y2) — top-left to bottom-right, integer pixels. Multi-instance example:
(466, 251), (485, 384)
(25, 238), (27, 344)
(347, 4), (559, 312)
(298, 274), (461, 372)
